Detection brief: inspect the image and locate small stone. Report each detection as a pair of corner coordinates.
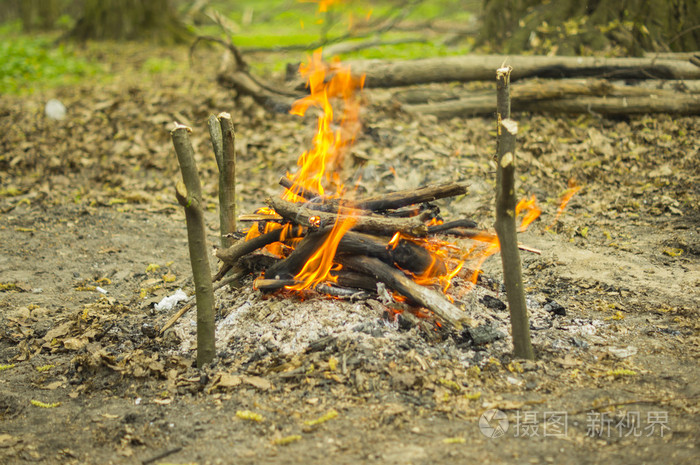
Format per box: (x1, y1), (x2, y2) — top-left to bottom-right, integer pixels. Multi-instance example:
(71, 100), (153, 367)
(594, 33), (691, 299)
(544, 299), (566, 316)
(464, 324), (505, 346)
(481, 295), (507, 311)
(608, 345), (637, 359)
(141, 323), (157, 338)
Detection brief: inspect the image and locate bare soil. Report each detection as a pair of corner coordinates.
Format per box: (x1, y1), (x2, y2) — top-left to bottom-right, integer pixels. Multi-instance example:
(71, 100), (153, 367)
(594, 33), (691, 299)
(1, 44), (698, 465)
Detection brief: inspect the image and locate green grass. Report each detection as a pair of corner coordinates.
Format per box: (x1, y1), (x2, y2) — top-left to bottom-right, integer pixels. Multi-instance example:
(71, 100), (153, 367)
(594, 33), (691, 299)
(0, 22), (101, 95)
(202, 0), (475, 61)
(0, 1), (476, 94)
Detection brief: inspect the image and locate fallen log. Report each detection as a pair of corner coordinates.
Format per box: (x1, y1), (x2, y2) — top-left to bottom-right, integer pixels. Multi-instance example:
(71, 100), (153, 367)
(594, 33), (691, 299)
(344, 54), (700, 88)
(408, 92), (700, 117)
(215, 47), (300, 113)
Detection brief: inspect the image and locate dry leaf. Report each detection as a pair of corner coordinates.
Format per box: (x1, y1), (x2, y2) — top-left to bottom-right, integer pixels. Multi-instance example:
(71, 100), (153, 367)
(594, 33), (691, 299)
(241, 375), (272, 391)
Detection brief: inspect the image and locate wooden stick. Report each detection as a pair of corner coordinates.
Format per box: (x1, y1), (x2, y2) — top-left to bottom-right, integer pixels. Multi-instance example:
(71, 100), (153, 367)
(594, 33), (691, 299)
(427, 219), (478, 233)
(279, 176), (322, 202)
(338, 255), (472, 331)
(354, 181), (469, 211)
(494, 67), (535, 360)
(279, 176), (468, 213)
(254, 278), (371, 300)
(216, 112), (237, 248)
(266, 196), (429, 237)
(171, 123), (216, 367)
(437, 227), (541, 254)
(216, 225), (305, 265)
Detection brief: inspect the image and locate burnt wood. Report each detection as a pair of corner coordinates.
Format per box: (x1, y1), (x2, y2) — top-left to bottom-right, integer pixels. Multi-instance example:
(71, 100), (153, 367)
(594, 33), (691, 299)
(216, 225), (304, 266)
(278, 177), (468, 214)
(264, 227), (332, 280)
(338, 255), (472, 330)
(266, 196), (429, 237)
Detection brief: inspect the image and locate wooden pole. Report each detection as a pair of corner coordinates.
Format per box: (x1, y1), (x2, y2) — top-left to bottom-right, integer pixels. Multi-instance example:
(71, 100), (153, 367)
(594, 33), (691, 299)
(210, 112), (237, 248)
(171, 123), (216, 368)
(494, 67), (535, 360)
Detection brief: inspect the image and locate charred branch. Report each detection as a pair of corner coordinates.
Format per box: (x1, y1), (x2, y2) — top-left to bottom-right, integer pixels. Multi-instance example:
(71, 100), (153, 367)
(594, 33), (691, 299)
(264, 227), (333, 280)
(278, 177), (468, 214)
(266, 196), (429, 237)
(338, 255), (472, 331)
(216, 225), (305, 266)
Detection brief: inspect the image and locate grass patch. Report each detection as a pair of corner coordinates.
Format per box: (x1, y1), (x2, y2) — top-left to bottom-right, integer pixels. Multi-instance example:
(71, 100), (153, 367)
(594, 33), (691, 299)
(0, 22), (101, 95)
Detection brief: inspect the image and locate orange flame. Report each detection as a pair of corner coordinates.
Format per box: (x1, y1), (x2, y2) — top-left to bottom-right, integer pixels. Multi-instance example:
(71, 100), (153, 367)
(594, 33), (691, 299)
(275, 47), (365, 290)
(301, 0), (344, 13)
(287, 208), (357, 290)
(284, 49), (364, 202)
(547, 179), (582, 230)
(516, 195), (542, 232)
(388, 232), (465, 294)
(244, 221), (296, 257)
(462, 196), (541, 284)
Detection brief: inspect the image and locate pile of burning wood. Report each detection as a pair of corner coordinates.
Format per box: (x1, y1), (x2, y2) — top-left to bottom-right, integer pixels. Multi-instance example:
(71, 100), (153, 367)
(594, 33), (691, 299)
(215, 177), (480, 332)
(207, 50), (546, 337)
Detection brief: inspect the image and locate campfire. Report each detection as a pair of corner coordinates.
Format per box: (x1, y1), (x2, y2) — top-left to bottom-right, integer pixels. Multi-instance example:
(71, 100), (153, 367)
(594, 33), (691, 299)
(212, 50), (543, 335)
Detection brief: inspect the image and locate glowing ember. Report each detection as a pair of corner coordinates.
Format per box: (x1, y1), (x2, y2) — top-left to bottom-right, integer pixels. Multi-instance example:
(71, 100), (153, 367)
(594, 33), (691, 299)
(547, 179), (582, 230)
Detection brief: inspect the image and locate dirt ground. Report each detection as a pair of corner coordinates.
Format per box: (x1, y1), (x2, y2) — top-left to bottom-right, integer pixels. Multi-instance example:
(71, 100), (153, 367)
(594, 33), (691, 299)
(1, 44), (698, 465)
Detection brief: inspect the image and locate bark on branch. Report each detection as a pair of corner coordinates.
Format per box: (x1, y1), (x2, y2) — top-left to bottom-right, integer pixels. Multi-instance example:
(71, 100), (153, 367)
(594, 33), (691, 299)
(265, 196), (430, 237)
(494, 68), (535, 360)
(406, 78), (700, 117)
(171, 123), (216, 368)
(345, 54), (700, 88)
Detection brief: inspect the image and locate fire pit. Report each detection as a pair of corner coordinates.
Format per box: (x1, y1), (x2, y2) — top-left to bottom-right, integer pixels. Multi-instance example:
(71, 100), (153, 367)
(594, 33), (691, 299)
(209, 52), (542, 338)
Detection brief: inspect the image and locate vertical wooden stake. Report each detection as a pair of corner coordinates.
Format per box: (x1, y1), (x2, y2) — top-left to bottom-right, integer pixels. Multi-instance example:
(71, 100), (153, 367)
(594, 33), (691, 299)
(208, 112), (237, 248)
(171, 123), (216, 368)
(494, 66), (535, 360)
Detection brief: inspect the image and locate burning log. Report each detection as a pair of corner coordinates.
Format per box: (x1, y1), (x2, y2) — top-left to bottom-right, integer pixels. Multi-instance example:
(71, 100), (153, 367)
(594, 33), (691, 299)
(337, 231), (447, 277)
(216, 224), (304, 265)
(265, 196), (430, 237)
(279, 176), (469, 213)
(337, 255), (472, 331)
(264, 226), (333, 280)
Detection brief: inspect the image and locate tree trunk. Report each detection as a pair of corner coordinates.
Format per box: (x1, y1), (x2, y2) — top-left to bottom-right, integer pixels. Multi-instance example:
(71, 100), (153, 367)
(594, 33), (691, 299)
(67, 0), (191, 44)
(18, 0), (58, 31)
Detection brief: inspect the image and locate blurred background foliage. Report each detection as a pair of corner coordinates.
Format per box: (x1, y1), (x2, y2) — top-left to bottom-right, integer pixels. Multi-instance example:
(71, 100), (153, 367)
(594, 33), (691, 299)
(0, 0), (697, 95)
